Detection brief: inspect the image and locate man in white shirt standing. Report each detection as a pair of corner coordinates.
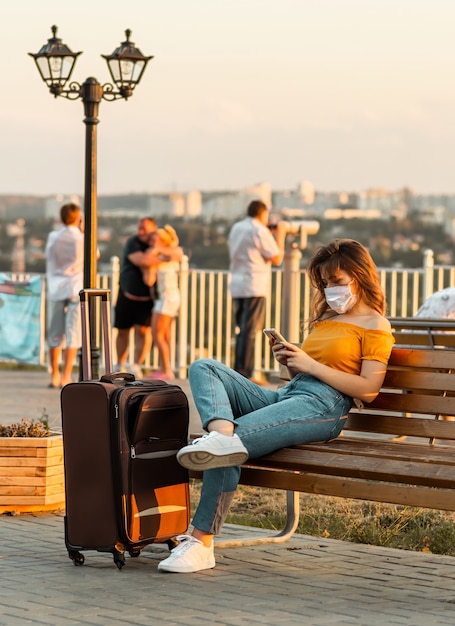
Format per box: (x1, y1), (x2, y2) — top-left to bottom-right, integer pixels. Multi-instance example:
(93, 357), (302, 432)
(45, 203), (84, 388)
(228, 200), (286, 382)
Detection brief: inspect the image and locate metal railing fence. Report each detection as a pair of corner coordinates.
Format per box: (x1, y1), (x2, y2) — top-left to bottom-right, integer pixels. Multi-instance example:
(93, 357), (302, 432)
(5, 248), (455, 378)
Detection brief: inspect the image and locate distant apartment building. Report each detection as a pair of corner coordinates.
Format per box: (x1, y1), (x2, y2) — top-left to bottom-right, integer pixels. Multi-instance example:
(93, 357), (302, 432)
(146, 191), (202, 219)
(0, 196), (46, 220)
(272, 184), (360, 220)
(185, 191), (202, 218)
(411, 193), (455, 234)
(45, 195), (82, 220)
(201, 182), (271, 220)
(358, 188), (410, 220)
(202, 192), (249, 220)
(273, 181), (316, 211)
(147, 193), (185, 218)
(97, 193), (149, 218)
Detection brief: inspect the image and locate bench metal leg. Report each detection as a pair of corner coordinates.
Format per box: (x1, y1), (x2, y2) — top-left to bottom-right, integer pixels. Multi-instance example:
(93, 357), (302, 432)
(215, 490), (300, 548)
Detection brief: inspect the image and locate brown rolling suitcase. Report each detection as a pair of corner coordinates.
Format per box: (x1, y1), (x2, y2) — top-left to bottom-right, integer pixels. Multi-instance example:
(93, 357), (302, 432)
(61, 288), (190, 569)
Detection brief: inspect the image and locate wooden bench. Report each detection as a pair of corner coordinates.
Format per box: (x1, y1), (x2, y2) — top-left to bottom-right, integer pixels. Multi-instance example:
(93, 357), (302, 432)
(389, 317), (455, 349)
(191, 346), (455, 547)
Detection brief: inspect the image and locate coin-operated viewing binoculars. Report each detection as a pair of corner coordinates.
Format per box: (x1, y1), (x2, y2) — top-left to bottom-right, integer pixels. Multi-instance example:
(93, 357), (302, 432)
(269, 220), (320, 249)
(273, 219), (320, 342)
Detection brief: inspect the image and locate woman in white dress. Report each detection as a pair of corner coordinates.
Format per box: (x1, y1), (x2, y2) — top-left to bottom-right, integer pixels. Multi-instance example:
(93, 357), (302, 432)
(141, 225), (183, 379)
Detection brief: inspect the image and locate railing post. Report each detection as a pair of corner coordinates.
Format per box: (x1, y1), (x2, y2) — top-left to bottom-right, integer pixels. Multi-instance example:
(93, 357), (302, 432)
(110, 256), (120, 300)
(282, 244), (302, 343)
(110, 256), (120, 364)
(423, 249), (434, 302)
(177, 255), (189, 379)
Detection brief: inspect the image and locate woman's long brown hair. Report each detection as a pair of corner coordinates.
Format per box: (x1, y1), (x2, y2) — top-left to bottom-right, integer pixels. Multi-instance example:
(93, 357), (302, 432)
(306, 239), (386, 326)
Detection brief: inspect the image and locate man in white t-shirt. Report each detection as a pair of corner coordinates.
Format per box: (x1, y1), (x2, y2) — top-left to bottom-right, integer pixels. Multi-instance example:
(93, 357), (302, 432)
(45, 203), (84, 388)
(228, 200), (286, 381)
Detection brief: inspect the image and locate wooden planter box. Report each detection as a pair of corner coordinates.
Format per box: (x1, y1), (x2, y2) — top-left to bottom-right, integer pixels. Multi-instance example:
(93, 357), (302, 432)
(0, 435), (65, 514)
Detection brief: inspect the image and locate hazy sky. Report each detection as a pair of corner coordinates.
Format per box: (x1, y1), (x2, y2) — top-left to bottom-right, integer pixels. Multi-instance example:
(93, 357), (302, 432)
(2, 0), (455, 196)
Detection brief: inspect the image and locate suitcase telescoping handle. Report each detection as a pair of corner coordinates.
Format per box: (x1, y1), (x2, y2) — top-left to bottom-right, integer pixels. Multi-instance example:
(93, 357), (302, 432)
(79, 289), (112, 381)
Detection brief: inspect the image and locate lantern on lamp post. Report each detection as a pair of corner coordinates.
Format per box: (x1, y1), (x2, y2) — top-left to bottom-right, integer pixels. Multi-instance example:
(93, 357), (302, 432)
(29, 26), (153, 378)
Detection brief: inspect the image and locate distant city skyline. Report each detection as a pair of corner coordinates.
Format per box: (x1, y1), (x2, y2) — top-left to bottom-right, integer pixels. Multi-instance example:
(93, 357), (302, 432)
(3, 1), (455, 196)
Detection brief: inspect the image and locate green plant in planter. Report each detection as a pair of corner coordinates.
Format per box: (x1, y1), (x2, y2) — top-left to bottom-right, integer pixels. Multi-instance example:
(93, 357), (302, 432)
(0, 410), (52, 437)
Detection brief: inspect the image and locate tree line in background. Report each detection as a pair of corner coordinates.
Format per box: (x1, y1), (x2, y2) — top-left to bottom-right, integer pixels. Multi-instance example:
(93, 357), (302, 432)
(0, 212), (452, 275)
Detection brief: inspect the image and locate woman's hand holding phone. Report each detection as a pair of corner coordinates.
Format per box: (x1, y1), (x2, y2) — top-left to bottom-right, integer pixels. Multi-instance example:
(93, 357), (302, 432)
(263, 328), (307, 376)
(263, 328), (291, 368)
(263, 328), (287, 345)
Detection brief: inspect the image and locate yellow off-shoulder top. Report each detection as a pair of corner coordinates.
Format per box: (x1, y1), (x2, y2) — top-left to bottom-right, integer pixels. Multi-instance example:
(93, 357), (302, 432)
(301, 320), (395, 375)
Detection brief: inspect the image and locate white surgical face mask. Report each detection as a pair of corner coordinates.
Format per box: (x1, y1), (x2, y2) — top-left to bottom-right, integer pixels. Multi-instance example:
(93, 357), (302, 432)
(324, 282), (358, 314)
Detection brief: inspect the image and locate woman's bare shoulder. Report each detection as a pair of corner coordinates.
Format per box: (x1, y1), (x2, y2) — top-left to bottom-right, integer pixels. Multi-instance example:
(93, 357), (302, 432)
(342, 310), (391, 332)
(366, 313), (391, 332)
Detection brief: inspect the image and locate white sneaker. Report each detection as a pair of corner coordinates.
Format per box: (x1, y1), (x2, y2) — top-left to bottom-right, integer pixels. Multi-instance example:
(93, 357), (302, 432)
(112, 363), (126, 373)
(157, 535), (215, 573)
(129, 363), (143, 378)
(177, 431), (248, 471)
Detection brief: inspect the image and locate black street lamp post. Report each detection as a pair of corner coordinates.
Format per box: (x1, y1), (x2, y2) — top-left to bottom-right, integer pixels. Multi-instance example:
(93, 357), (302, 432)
(29, 26), (153, 379)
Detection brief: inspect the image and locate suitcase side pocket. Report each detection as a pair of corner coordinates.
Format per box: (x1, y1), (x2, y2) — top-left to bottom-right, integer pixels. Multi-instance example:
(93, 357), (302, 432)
(114, 389), (190, 546)
(125, 438), (190, 544)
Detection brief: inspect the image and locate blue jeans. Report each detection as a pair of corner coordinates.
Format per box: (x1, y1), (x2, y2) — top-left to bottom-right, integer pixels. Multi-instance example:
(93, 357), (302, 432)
(233, 297), (265, 378)
(188, 359), (352, 535)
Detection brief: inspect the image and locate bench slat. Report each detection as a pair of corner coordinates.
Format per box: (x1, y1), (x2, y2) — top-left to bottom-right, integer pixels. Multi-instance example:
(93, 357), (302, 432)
(390, 317), (455, 350)
(345, 413), (455, 438)
(388, 348), (455, 369)
(252, 448), (455, 488)
(302, 437), (455, 465)
(238, 467), (455, 511)
(383, 370), (455, 392)
(390, 318), (455, 331)
(366, 394), (455, 419)
(393, 334), (455, 348)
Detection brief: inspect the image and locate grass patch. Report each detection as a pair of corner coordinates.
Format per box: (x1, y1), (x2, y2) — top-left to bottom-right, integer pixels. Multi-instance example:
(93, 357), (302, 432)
(189, 480), (455, 555)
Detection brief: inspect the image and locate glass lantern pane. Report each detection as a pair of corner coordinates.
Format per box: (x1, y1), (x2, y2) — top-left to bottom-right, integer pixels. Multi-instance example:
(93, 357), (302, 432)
(120, 60), (134, 80)
(108, 59), (121, 82)
(49, 57), (63, 75)
(61, 56), (75, 81)
(36, 56), (52, 81)
(131, 60), (145, 83)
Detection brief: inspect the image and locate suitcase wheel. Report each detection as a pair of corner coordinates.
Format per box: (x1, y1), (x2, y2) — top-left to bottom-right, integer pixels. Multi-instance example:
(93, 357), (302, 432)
(128, 548), (141, 558)
(166, 538), (179, 550)
(69, 550), (85, 566)
(114, 553), (126, 570)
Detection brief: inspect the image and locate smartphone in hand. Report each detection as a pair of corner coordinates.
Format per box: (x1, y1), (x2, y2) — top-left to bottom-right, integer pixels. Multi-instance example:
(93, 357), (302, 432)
(263, 328), (287, 344)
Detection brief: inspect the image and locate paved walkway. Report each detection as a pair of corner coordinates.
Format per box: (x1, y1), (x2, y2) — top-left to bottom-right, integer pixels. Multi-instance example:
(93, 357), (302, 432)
(0, 369), (203, 434)
(1, 369), (455, 625)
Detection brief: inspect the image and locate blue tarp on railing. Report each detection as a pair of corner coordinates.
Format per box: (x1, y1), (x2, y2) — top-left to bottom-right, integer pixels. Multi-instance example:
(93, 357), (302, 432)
(0, 274), (43, 364)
